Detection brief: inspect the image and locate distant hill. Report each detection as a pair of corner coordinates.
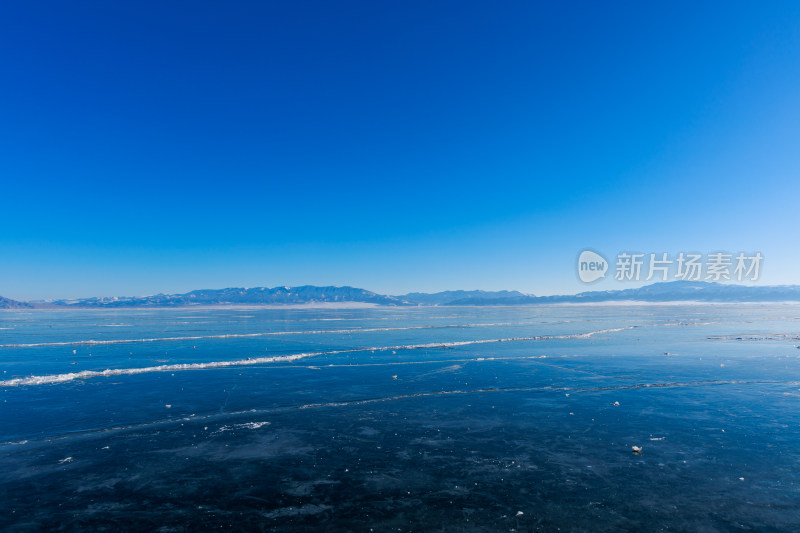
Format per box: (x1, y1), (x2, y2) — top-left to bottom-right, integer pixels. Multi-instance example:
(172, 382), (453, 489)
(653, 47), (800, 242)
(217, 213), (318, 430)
(442, 295), (540, 305)
(397, 290), (529, 306)
(0, 296), (32, 309)
(537, 280), (800, 304)
(440, 281), (800, 305)
(5, 281), (800, 309)
(37, 286), (406, 308)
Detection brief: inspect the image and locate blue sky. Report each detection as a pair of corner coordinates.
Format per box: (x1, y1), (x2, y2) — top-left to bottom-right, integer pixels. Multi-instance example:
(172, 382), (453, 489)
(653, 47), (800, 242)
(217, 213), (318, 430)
(2, 1), (800, 300)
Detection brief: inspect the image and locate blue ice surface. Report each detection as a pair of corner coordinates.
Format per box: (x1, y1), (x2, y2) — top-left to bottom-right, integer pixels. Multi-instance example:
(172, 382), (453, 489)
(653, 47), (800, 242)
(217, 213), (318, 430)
(1, 304), (799, 530)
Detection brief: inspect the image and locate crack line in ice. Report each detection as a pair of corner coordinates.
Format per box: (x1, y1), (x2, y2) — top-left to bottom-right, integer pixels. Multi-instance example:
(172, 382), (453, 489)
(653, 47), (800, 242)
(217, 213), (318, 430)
(2, 378), (774, 447)
(0, 327), (633, 387)
(0, 322), (556, 348)
(707, 333), (800, 341)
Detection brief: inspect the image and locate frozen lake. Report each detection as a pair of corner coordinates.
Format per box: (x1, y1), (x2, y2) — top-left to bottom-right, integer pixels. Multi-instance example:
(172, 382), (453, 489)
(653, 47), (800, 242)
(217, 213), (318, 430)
(1, 304), (799, 530)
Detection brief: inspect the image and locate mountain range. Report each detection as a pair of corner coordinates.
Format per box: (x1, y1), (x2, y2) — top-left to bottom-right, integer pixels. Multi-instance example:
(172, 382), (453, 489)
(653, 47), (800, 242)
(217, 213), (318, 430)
(22, 286), (404, 308)
(0, 296), (33, 309)
(2, 281), (800, 309)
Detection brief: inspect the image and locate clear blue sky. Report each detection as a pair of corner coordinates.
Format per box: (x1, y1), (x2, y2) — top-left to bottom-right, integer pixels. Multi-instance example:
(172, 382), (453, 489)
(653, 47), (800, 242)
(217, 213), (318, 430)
(2, 1), (800, 300)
